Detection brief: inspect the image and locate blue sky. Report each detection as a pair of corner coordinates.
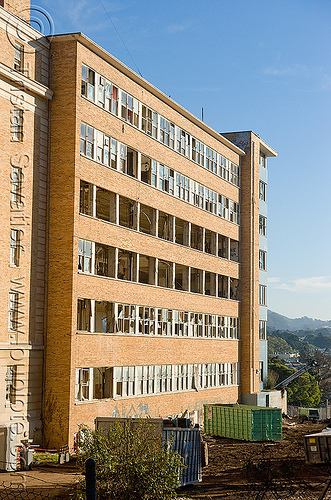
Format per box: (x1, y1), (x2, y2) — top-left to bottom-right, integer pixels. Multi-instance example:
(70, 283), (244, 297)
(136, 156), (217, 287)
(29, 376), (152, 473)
(34, 0), (331, 320)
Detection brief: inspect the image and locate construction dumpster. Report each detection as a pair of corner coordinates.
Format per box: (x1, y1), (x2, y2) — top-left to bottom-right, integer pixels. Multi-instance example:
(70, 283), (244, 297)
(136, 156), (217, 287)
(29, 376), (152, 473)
(163, 427), (202, 486)
(204, 404), (282, 441)
(304, 430), (331, 463)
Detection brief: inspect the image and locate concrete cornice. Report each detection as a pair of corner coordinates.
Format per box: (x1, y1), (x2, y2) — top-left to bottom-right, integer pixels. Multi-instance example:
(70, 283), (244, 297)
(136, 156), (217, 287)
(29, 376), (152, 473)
(51, 32), (246, 157)
(0, 62), (52, 100)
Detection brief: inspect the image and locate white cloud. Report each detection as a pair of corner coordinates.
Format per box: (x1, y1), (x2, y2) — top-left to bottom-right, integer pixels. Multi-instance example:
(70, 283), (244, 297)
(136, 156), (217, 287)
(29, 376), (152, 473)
(165, 22), (193, 34)
(268, 276), (331, 293)
(263, 64), (308, 77)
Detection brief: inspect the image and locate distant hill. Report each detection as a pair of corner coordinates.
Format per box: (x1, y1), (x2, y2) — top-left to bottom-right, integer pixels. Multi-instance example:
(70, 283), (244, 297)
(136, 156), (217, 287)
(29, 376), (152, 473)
(267, 310), (331, 331)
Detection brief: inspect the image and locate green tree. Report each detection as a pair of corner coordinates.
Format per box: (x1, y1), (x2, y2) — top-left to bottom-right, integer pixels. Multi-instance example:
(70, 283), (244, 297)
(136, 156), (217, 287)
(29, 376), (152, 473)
(75, 422), (185, 500)
(287, 372), (321, 407)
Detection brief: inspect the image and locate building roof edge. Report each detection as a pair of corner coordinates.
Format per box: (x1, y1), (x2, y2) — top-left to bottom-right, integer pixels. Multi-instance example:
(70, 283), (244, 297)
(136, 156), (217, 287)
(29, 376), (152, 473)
(50, 32), (246, 157)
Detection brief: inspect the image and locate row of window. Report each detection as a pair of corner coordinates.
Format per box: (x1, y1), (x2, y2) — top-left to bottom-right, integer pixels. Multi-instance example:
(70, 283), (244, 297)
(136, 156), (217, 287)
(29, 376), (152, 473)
(77, 298), (239, 339)
(80, 123), (240, 224)
(80, 181), (239, 261)
(75, 362), (239, 401)
(81, 64), (240, 186)
(78, 239), (240, 299)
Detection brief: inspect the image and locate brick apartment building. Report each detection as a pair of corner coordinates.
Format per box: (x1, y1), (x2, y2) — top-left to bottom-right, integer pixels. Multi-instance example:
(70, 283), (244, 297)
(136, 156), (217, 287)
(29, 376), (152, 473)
(0, 0), (277, 449)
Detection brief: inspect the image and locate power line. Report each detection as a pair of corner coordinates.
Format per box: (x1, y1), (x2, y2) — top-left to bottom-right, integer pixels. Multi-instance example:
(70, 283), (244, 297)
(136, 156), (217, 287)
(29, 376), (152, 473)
(98, 0), (143, 78)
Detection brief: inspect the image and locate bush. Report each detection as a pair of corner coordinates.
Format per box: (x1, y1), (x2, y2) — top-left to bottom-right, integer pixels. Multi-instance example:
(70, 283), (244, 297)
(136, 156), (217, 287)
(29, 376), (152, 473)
(75, 421), (185, 500)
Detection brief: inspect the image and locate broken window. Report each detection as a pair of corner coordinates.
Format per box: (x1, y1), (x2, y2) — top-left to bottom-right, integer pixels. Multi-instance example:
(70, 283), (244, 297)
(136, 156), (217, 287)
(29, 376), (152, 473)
(138, 255), (155, 285)
(119, 196), (137, 229)
(140, 154), (151, 184)
(10, 229), (21, 267)
(95, 187), (116, 222)
(259, 284), (266, 305)
(96, 130), (110, 166)
(95, 243), (115, 277)
(93, 367), (113, 399)
(220, 156), (230, 182)
(75, 368), (92, 401)
(139, 204), (156, 235)
(259, 181), (266, 201)
(158, 260), (172, 288)
(191, 313), (203, 337)
(259, 215), (267, 236)
(95, 301), (114, 333)
(176, 128), (190, 157)
(191, 138), (204, 166)
(174, 311), (189, 336)
(218, 275), (228, 298)
(259, 249), (266, 270)
(205, 315), (217, 338)
(158, 212), (173, 241)
(121, 91), (139, 126)
(230, 240), (239, 262)
(11, 166), (23, 207)
(78, 239), (92, 273)
(230, 278), (239, 301)
(191, 181), (204, 208)
(175, 174), (190, 202)
(229, 317), (239, 339)
(205, 188), (217, 214)
(229, 200), (239, 224)
(77, 299), (92, 331)
(218, 235), (228, 259)
(142, 105), (158, 138)
(157, 308), (172, 336)
(14, 42), (24, 72)
(174, 264), (189, 291)
(117, 304), (136, 334)
(205, 147), (217, 173)
(5, 365), (17, 404)
(204, 230), (216, 255)
(116, 366), (135, 397)
(175, 218), (189, 246)
(81, 65), (95, 100)
(159, 164), (174, 194)
(119, 144), (138, 178)
(191, 225), (203, 251)
(190, 268), (202, 294)
(80, 123), (94, 158)
(11, 108), (23, 141)
(111, 139), (117, 169)
(230, 162), (240, 186)
(159, 117), (175, 148)
(9, 291), (20, 332)
(260, 152), (267, 168)
(138, 306), (155, 335)
(80, 181), (93, 216)
(117, 250), (136, 281)
(259, 320), (266, 340)
(205, 272), (216, 296)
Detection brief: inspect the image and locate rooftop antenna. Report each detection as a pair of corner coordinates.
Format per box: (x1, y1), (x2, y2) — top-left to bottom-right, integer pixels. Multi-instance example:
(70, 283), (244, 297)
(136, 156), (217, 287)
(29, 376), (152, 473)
(201, 107), (204, 122)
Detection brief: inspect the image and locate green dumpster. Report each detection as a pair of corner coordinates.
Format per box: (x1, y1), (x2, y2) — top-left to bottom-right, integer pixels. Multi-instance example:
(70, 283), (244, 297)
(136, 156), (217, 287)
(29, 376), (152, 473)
(204, 404), (282, 441)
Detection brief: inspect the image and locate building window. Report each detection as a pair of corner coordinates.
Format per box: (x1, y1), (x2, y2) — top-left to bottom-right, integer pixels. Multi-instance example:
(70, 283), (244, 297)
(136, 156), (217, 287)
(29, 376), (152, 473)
(259, 285), (267, 306)
(75, 368), (92, 401)
(78, 239), (92, 273)
(259, 181), (266, 201)
(260, 152), (267, 168)
(9, 291), (20, 331)
(11, 166), (23, 206)
(5, 366), (17, 404)
(79, 181), (93, 216)
(259, 320), (267, 340)
(77, 299), (92, 332)
(259, 250), (266, 270)
(11, 108), (23, 141)
(80, 123), (94, 158)
(14, 42), (24, 72)
(10, 229), (21, 267)
(259, 215), (267, 236)
(81, 65), (95, 101)
(259, 361), (264, 382)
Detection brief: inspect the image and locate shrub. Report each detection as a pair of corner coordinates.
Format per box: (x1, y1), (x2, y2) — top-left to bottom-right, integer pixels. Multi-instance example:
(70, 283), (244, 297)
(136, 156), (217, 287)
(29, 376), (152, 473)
(75, 421), (185, 500)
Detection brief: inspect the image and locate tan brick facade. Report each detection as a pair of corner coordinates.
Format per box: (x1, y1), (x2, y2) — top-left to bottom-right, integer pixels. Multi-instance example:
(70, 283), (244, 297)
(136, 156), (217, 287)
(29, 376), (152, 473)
(0, 2), (277, 452)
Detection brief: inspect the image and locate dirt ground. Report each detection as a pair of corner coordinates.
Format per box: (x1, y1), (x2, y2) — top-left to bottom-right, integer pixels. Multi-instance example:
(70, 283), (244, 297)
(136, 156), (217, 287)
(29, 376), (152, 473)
(181, 419), (331, 499)
(1, 419), (331, 499)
